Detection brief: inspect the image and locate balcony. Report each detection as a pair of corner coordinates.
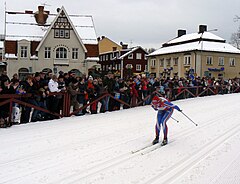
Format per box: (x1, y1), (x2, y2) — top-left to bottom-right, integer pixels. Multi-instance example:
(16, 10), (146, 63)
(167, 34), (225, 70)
(54, 59), (69, 66)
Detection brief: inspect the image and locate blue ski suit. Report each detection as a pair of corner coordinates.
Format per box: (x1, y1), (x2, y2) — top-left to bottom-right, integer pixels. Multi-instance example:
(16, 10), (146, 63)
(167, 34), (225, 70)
(151, 97), (181, 140)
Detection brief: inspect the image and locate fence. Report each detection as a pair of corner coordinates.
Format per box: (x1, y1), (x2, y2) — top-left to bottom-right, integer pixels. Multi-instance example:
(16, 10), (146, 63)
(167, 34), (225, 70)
(0, 84), (239, 123)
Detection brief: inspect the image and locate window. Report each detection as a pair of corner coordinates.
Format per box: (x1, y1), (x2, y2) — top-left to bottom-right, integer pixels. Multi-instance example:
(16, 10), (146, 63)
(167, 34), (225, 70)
(230, 58), (235, 66)
(184, 56), (191, 65)
(56, 47), (67, 59)
(136, 64), (141, 71)
(206, 56), (213, 65)
(128, 54), (133, 59)
(160, 59), (164, 67)
(136, 53), (142, 60)
(20, 46), (28, 58)
(151, 59), (156, 67)
(44, 47), (51, 59)
(55, 29), (59, 37)
(72, 48), (78, 59)
(106, 55), (108, 61)
(166, 58), (171, 66)
(218, 57), (224, 66)
(173, 58), (178, 65)
(65, 30), (70, 38)
(126, 64), (133, 69)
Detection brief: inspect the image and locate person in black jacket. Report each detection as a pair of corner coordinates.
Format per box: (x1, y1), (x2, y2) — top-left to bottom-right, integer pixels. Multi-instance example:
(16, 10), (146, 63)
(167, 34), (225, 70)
(20, 75), (38, 123)
(0, 79), (15, 127)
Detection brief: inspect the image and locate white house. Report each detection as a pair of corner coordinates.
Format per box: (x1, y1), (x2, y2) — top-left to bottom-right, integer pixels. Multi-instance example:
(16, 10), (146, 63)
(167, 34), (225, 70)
(4, 5), (99, 79)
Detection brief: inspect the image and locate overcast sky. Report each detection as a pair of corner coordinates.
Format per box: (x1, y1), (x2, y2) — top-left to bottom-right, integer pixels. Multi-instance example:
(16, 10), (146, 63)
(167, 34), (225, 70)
(0, 0), (240, 49)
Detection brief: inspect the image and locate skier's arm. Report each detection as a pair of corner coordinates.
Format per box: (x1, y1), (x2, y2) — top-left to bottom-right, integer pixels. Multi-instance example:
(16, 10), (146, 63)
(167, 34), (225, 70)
(164, 101), (182, 111)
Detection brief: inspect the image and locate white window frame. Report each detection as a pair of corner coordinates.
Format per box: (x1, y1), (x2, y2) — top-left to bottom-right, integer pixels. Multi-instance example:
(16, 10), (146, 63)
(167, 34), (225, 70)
(229, 58), (236, 66)
(173, 58), (178, 65)
(160, 59), (164, 67)
(44, 47), (51, 59)
(166, 58), (171, 66)
(126, 64), (133, 69)
(218, 57), (224, 66)
(20, 46), (28, 58)
(151, 59), (156, 67)
(72, 48), (78, 60)
(128, 53), (133, 59)
(206, 56), (213, 65)
(56, 47), (67, 59)
(184, 55), (191, 65)
(136, 53), (142, 60)
(136, 64), (141, 71)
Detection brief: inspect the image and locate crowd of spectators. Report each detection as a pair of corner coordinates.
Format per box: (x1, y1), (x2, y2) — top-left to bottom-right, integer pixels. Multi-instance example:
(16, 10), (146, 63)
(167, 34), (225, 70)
(0, 70), (240, 128)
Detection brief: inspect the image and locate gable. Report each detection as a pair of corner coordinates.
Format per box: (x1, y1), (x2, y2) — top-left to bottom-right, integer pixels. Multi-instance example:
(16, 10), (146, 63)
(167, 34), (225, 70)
(85, 44), (99, 57)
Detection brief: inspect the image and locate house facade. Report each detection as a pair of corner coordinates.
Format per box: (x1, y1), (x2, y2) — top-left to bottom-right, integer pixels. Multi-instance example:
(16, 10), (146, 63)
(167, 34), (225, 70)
(3, 6), (99, 79)
(98, 36), (122, 54)
(148, 25), (240, 79)
(99, 44), (148, 79)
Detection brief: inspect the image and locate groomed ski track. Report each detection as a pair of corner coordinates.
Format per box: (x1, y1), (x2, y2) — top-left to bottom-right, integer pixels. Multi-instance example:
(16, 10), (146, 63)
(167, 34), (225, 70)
(1, 94), (240, 184)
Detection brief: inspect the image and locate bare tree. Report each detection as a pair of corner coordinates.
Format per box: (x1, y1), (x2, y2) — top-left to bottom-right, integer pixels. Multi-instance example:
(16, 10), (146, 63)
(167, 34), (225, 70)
(231, 16), (240, 49)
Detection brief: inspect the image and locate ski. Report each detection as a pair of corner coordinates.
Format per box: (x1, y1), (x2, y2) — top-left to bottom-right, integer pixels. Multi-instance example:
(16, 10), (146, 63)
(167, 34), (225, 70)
(141, 140), (173, 155)
(131, 144), (153, 154)
(141, 144), (162, 155)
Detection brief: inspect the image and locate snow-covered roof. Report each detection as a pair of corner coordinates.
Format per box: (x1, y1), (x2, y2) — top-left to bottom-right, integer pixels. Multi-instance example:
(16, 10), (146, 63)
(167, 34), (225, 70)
(5, 8), (98, 44)
(119, 46), (147, 59)
(165, 32), (225, 45)
(149, 33), (240, 56)
(85, 57), (99, 61)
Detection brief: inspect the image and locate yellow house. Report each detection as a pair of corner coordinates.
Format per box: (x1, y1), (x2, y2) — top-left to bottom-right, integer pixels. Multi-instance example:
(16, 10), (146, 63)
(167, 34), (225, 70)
(148, 25), (240, 79)
(98, 36), (122, 54)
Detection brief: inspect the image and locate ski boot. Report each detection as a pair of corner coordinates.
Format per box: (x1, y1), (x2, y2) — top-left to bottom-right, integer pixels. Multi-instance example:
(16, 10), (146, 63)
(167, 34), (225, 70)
(161, 139), (168, 146)
(152, 136), (159, 145)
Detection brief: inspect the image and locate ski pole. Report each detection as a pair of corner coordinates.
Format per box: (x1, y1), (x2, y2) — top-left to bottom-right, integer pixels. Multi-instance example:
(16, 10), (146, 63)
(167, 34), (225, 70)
(171, 117), (179, 123)
(180, 111), (198, 126)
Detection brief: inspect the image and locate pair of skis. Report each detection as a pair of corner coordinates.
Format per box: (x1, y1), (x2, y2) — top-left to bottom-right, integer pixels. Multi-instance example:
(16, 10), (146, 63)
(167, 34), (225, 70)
(131, 142), (167, 155)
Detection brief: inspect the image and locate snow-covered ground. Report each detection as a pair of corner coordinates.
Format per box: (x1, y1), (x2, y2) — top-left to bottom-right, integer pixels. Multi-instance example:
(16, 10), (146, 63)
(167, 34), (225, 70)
(1, 94), (240, 184)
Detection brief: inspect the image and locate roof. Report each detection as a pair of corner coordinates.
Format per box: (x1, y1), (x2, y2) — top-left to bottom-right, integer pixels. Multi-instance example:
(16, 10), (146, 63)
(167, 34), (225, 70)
(119, 46), (147, 59)
(165, 32), (225, 45)
(149, 32), (240, 56)
(5, 7), (98, 44)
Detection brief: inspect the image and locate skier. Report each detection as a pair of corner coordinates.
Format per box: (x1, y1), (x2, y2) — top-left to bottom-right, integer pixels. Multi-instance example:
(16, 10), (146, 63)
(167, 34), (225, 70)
(151, 95), (181, 146)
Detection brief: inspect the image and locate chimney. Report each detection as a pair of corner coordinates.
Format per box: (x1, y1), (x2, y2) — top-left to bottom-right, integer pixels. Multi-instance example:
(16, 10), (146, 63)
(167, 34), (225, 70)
(122, 44), (128, 49)
(199, 25), (207, 34)
(177, 29), (186, 37)
(34, 6), (49, 25)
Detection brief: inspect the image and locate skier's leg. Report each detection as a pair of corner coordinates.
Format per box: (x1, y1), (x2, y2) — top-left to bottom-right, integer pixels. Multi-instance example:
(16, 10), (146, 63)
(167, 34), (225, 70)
(152, 111), (163, 145)
(161, 109), (173, 145)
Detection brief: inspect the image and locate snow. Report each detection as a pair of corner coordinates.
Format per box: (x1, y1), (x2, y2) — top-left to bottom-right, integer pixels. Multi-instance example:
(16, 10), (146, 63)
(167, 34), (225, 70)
(149, 31), (240, 56)
(1, 94), (240, 184)
(5, 8), (98, 44)
(149, 40), (240, 56)
(165, 32), (225, 45)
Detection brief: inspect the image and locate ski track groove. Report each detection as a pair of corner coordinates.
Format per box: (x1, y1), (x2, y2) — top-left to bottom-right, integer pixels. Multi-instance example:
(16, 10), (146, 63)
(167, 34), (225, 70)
(48, 111), (235, 184)
(0, 110), (236, 184)
(141, 115), (240, 184)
